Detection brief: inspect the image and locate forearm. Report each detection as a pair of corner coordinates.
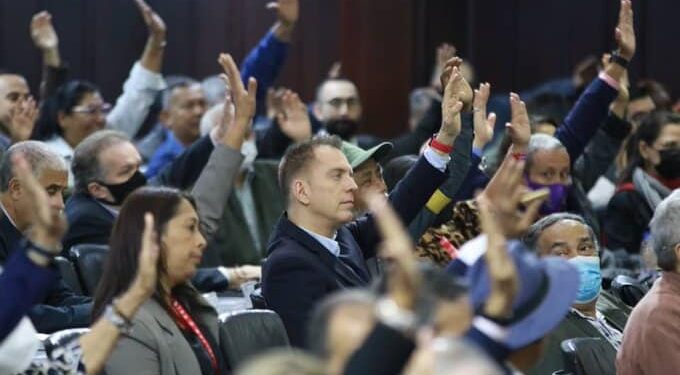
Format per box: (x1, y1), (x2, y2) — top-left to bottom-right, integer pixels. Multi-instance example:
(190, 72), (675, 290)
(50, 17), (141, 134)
(43, 47), (61, 68)
(139, 38), (165, 73)
(241, 30), (290, 103)
(79, 286), (147, 375)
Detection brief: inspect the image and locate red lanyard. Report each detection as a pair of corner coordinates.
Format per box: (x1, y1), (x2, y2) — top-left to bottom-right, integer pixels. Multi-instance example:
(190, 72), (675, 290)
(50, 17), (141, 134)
(171, 299), (218, 374)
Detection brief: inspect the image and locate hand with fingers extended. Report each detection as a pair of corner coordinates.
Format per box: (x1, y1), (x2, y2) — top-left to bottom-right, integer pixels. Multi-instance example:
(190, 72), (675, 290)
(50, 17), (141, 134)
(327, 61), (342, 79)
(30, 11), (58, 52)
(431, 43), (457, 90)
(266, 87), (286, 119)
(214, 53), (257, 150)
(615, 0), (635, 61)
(134, 0), (166, 45)
(477, 197), (518, 319)
(439, 57), (473, 110)
(472, 82), (496, 150)
(12, 153), (67, 252)
(367, 192), (421, 311)
(8, 97), (37, 143)
(437, 67), (465, 146)
(130, 213), (161, 299)
(479, 158), (546, 238)
(505, 93), (531, 151)
(276, 89), (312, 142)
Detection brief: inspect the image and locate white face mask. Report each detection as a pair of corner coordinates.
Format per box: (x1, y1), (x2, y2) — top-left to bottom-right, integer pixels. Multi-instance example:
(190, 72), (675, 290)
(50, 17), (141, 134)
(240, 140), (258, 172)
(0, 317), (39, 373)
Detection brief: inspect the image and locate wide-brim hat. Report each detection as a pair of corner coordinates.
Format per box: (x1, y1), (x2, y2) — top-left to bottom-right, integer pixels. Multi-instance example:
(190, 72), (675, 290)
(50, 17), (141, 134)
(467, 240), (579, 350)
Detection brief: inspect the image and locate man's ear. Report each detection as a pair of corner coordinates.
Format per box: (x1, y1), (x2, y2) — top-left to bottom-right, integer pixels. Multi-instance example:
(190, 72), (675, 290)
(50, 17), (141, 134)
(7, 178), (22, 200)
(292, 179), (311, 205)
(158, 110), (171, 128)
(87, 181), (109, 200)
(312, 102), (324, 122)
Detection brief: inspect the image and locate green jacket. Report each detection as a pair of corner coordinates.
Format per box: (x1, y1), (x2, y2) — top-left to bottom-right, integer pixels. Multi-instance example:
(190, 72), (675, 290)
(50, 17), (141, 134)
(202, 160), (284, 267)
(527, 291), (630, 375)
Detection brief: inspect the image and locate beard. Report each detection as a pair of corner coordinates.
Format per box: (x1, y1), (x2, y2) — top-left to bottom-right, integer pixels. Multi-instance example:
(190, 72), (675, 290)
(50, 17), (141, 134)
(325, 118), (360, 140)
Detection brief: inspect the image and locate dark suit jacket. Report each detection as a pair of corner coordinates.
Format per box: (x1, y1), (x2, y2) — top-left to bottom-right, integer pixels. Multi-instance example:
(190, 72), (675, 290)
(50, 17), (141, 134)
(0, 214), (92, 333)
(0, 249), (58, 341)
(527, 290), (630, 375)
(262, 156), (447, 346)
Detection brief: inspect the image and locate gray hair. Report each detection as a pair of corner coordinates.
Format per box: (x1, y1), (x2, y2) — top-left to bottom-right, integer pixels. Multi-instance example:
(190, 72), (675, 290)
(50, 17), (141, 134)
(306, 289), (375, 359)
(201, 75), (229, 107)
(650, 190), (680, 271)
(72, 130), (130, 194)
(526, 133), (567, 171)
(0, 141), (66, 192)
(523, 213), (599, 254)
(236, 348), (325, 375)
(161, 76), (198, 111)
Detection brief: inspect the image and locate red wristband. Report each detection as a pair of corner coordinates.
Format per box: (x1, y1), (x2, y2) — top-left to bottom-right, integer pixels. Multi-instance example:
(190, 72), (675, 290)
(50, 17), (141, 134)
(430, 135), (454, 154)
(511, 152), (526, 161)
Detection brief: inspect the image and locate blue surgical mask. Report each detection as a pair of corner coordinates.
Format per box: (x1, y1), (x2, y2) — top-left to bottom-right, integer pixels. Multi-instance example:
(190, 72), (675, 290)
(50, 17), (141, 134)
(568, 256), (601, 304)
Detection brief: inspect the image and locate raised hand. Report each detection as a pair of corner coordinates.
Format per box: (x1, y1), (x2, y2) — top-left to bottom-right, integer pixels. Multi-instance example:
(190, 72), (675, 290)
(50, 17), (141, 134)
(276, 89), (312, 142)
(8, 97), (37, 143)
(327, 61), (343, 79)
(431, 43), (457, 90)
(439, 57), (473, 111)
(472, 82), (496, 150)
(368, 193), (420, 310)
(266, 87), (285, 119)
(479, 158), (545, 238)
(477, 197), (518, 319)
(438, 67), (464, 145)
(30, 11), (58, 51)
(134, 0), (166, 44)
(132, 213), (161, 299)
(217, 53), (257, 149)
(12, 153), (66, 251)
(266, 0), (299, 27)
(505, 93), (531, 150)
(615, 0), (635, 60)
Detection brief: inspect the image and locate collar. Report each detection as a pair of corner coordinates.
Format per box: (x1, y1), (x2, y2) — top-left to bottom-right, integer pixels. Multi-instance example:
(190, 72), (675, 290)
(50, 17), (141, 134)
(659, 271), (680, 295)
(0, 202), (18, 230)
(95, 199), (120, 217)
(299, 226), (340, 257)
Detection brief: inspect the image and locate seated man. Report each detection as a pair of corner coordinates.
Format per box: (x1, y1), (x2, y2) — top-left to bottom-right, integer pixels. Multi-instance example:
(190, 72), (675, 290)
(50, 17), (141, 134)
(262, 68), (466, 345)
(63, 56), (259, 291)
(523, 213), (630, 375)
(617, 190), (680, 375)
(0, 141), (91, 333)
(340, 140), (392, 217)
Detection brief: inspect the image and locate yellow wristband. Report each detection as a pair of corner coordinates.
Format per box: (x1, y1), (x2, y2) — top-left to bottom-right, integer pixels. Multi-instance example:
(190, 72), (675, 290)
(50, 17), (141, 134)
(426, 189), (452, 214)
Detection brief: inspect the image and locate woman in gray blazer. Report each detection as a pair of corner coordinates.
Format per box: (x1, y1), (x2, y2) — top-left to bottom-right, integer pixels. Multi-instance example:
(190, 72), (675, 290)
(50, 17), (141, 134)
(93, 187), (227, 375)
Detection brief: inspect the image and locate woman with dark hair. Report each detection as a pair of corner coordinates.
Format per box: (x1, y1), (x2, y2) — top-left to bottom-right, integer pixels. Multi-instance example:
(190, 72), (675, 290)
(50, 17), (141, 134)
(604, 111), (680, 254)
(93, 186), (228, 374)
(36, 80), (108, 161)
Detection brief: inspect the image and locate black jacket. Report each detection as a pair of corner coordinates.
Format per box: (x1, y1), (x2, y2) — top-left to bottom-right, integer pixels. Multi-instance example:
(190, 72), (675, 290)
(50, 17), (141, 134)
(262, 156), (447, 346)
(0, 214), (92, 333)
(603, 187), (653, 254)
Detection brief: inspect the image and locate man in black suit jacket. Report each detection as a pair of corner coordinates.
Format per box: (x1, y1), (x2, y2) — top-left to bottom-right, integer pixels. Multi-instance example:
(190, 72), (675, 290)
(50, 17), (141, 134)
(0, 141), (92, 333)
(262, 68), (467, 346)
(63, 123), (246, 292)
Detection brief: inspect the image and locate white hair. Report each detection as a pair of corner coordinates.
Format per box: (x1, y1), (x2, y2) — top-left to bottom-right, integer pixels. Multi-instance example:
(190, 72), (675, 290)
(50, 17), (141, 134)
(650, 190), (680, 271)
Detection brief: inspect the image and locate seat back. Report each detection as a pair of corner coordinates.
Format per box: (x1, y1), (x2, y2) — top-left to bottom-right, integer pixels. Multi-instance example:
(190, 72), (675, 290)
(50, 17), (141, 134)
(218, 309), (289, 368)
(69, 244), (109, 296)
(54, 256), (84, 295)
(561, 337), (616, 375)
(611, 274), (648, 307)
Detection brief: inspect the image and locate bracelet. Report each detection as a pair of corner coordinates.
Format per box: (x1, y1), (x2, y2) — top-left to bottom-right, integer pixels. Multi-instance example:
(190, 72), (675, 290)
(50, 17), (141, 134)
(429, 134), (454, 154)
(23, 238), (59, 259)
(510, 152), (526, 161)
(609, 52), (629, 69)
(104, 303), (133, 334)
(112, 298), (133, 324)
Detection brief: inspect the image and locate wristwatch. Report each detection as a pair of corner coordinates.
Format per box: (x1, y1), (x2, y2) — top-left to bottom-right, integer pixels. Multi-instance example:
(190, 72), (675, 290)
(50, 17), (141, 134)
(104, 304), (133, 334)
(609, 51), (629, 69)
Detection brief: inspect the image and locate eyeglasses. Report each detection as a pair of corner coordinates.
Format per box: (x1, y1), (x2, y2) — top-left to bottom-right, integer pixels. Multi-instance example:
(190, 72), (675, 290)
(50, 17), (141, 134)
(72, 103), (112, 116)
(326, 97), (360, 109)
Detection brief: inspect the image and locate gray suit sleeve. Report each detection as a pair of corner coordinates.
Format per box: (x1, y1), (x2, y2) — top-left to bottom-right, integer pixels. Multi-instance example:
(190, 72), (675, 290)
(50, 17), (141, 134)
(191, 145), (244, 241)
(105, 322), (160, 375)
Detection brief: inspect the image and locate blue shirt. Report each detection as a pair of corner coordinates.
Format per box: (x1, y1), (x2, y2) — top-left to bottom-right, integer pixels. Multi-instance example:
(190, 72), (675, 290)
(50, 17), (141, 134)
(145, 129), (186, 178)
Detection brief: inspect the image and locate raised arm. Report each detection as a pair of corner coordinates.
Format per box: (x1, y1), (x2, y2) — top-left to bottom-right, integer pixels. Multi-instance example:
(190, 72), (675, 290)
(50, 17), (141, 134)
(240, 0), (298, 104)
(105, 0), (167, 137)
(30, 11), (67, 101)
